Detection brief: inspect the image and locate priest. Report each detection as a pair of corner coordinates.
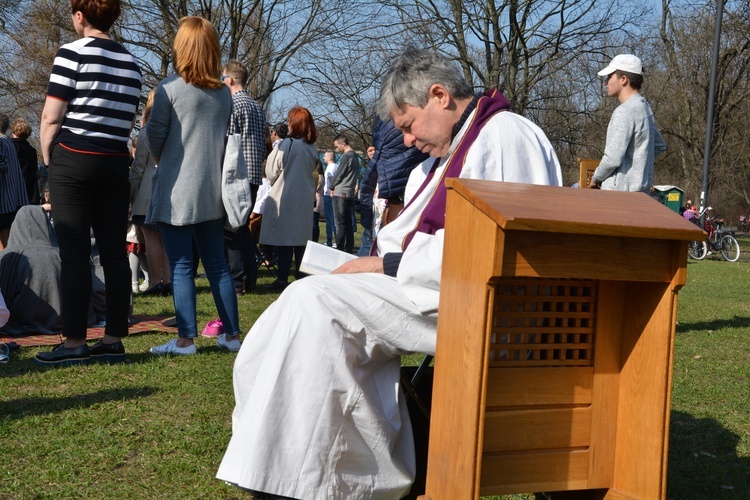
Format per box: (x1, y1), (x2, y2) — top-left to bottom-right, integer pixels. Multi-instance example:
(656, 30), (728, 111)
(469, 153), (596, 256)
(217, 48), (563, 499)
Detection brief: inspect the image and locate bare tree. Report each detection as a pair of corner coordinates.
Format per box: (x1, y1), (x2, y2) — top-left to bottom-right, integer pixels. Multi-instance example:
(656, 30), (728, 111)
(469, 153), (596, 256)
(652, 0), (750, 214)
(120, 0), (364, 108)
(290, 12), (415, 150)
(0, 0), (362, 138)
(0, 0), (72, 123)
(382, 0), (649, 114)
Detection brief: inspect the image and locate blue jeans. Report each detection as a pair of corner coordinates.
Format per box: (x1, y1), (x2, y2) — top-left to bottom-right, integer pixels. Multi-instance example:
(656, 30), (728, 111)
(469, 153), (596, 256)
(323, 195), (335, 245)
(358, 228), (373, 256)
(159, 218), (240, 338)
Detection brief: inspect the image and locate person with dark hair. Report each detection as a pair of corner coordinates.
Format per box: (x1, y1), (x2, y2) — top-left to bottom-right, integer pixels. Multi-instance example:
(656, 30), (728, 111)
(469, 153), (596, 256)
(0, 114), (29, 251)
(589, 54), (666, 192)
(259, 106), (318, 289)
(218, 48), (562, 499)
(330, 133), (359, 253)
(270, 122), (288, 148)
(146, 16), (241, 355)
(34, 0), (141, 366)
(10, 119), (40, 205)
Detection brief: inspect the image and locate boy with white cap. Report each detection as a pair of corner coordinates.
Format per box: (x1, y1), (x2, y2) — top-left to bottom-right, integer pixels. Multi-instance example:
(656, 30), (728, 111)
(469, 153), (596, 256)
(589, 54), (666, 193)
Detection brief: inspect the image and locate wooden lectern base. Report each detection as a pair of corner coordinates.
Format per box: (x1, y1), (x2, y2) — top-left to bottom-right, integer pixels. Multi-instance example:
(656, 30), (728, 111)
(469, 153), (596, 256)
(418, 179), (704, 500)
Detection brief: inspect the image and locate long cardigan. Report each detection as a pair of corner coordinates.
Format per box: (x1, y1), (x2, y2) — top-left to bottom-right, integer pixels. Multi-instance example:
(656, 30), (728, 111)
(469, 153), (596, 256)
(129, 129), (157, 217)
(146, 75), (231, 226)
(260, 137), (317, 246)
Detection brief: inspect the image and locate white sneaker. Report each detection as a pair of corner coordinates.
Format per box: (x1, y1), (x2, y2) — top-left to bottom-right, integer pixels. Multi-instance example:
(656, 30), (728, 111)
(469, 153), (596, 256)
(217, 333), (241, 352)
(150, 338), (197, 355)
(139, 280), (151, 292)
(132, 283), (140, 294)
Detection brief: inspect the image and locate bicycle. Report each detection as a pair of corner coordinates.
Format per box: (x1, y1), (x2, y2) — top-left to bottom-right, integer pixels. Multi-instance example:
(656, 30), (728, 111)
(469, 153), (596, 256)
(687, 208), (741, 262)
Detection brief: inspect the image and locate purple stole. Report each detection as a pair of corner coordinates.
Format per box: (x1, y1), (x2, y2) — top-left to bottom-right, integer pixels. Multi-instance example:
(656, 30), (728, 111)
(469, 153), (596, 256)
(400, 89), (510, 250)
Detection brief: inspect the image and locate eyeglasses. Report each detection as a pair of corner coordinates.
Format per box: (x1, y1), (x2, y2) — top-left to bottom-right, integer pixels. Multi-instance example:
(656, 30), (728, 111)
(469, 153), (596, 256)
(220, 75), (230, 81)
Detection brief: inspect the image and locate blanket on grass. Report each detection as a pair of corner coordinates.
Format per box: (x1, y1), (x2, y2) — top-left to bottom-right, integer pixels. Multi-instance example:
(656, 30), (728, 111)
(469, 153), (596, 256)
(0, 315), (178, 347)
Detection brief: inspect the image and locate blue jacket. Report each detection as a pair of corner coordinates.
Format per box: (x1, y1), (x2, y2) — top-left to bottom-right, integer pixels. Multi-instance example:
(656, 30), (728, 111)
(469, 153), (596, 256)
(359, 117), (430, 229)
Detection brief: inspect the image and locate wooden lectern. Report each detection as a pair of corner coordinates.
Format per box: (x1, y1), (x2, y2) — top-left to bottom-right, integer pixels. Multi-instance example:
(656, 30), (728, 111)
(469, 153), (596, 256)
(418, 179), (705, 500)
(578, 158), (600, 188)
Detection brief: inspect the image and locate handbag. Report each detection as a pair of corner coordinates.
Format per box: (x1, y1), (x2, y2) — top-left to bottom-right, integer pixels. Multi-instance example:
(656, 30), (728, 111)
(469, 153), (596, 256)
(222, 133), (253, 231)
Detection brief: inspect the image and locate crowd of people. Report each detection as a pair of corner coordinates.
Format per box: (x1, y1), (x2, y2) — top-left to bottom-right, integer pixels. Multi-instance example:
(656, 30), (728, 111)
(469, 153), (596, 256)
(0, 8), (372, 360)
(0, 0), (672, 498)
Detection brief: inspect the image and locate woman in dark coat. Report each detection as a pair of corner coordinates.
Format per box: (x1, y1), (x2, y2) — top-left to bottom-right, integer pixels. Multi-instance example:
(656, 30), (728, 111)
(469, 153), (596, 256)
(10, 119), (40, 205)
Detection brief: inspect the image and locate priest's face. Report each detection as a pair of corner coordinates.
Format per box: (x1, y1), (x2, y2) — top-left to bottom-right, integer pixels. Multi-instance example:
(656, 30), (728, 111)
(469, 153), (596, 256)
(391, 94), (454, 158)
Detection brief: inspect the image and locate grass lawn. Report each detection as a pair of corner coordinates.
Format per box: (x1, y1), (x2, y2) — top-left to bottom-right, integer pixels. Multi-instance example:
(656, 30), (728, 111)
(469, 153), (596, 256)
(1, 238), (749, 498)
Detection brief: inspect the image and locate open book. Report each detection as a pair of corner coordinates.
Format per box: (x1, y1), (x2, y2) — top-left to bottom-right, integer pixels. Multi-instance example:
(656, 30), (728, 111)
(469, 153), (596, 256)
(299, 240), (358, 275)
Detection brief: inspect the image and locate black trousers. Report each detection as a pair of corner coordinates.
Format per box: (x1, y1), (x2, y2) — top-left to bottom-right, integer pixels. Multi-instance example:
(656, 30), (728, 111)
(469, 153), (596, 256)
(48, 145), (131, 340)
(332, 195), (355, 253)
(226, 183), (259, 290)
(313, 211), (321, 243)
(276, 245), (305, 283)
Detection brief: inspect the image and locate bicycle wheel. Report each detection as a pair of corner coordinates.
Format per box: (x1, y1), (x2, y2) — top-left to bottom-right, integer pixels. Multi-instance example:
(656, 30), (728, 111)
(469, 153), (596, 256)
(720, 234), (741, 262)
(688, 240), (707, 260)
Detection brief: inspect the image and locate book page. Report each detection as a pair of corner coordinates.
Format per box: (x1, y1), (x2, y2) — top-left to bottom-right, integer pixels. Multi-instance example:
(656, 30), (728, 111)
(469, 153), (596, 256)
(299, 240), (358, 275)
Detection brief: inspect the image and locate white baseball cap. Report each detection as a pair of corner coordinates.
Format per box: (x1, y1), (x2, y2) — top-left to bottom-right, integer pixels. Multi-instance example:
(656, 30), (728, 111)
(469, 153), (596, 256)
(597, 54), (643, 76)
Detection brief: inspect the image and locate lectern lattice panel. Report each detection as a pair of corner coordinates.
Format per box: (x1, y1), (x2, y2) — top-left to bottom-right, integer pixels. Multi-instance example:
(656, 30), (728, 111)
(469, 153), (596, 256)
(489, 278), (597, 367)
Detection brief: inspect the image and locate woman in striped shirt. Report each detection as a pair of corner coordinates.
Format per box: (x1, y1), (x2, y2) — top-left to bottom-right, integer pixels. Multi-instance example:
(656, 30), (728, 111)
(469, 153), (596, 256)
(35, 0), (142, 367)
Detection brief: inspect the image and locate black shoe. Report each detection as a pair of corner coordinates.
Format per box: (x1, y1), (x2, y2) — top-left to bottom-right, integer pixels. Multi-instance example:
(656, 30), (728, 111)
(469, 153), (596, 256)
(89, 340), (126, 363)
(138, 283), (164, 297)
(34, 343), (90, 367)
(265, 279), (288, 291)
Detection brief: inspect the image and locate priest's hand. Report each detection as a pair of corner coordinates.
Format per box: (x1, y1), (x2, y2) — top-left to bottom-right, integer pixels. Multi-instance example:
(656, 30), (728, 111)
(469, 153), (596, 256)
(332, 257), (384, 274)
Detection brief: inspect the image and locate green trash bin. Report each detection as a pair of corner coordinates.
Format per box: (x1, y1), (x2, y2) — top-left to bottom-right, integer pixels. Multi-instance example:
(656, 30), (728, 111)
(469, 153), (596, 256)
(652, 185), (684, 214)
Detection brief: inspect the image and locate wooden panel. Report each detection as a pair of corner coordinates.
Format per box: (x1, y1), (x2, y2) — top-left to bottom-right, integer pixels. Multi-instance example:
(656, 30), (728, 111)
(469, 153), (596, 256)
(611, 282), (673, 498)
(446, 179), (705, 242)
(500, 232), (680, 283)
(483, 407), (592, 452)
(587, 281), (625, 488)
(579, 158), (600, 189)
(422, 191), (502, 499)
(485, 367), (593, 408)
(480, 450), (590, 495)
(490, 278), (596, 367)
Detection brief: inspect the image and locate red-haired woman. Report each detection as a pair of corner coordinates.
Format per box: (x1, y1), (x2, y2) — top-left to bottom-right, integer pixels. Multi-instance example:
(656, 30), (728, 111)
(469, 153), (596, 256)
(260, 106), (318, 289)
(146, 16), (241, 355)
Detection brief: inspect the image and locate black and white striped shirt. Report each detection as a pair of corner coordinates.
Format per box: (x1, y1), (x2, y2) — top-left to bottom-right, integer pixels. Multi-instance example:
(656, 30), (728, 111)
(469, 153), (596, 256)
(47, 37), (142, 155)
